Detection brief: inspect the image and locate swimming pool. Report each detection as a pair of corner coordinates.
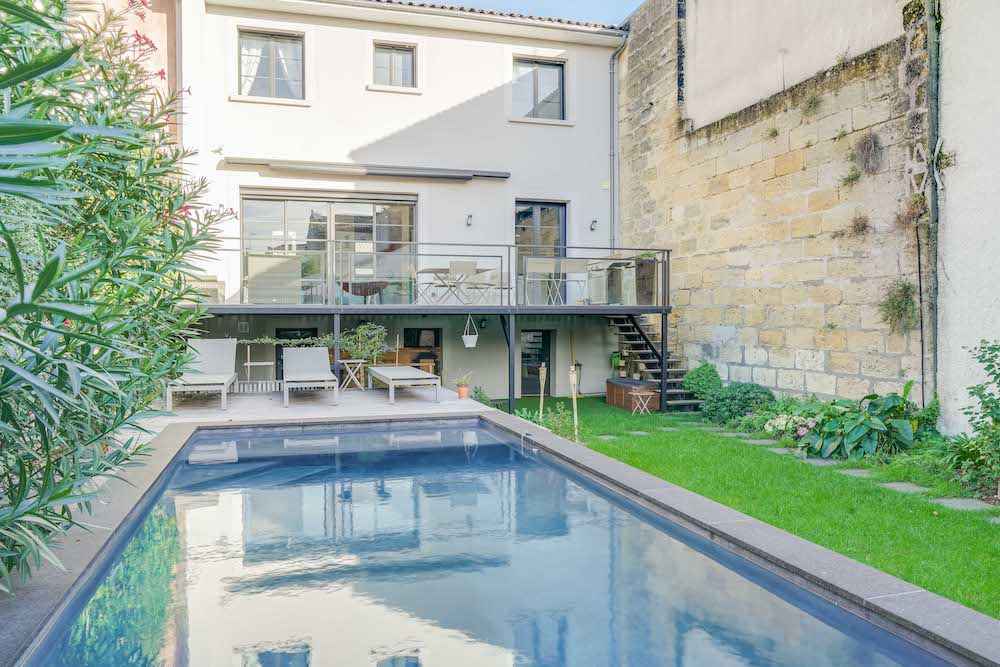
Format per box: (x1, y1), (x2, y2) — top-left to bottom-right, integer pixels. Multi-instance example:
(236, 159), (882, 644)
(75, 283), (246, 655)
(29, 419), (947, 666)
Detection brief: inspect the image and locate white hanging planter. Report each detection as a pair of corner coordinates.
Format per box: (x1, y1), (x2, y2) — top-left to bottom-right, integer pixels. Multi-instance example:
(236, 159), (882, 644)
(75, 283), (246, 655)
(462, 315), (479, 348)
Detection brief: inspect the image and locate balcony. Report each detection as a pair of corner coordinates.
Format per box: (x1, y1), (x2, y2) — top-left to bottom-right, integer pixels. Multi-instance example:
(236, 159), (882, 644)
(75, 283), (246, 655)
(191, 239), (671, 312)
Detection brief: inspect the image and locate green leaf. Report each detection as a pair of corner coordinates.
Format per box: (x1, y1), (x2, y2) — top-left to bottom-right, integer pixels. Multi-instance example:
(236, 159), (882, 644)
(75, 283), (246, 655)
(0, 358), (75, 403)
(0, 119), (70, 145)
(0, 46), (78, 90)
(30, 243), (65, 300)
(890, 418), (914, 444)
(0, 0), (52, 27)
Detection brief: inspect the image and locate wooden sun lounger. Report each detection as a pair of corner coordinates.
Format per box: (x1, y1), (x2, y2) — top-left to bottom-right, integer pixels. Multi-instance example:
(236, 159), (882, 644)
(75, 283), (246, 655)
(367, 365), (441, 404)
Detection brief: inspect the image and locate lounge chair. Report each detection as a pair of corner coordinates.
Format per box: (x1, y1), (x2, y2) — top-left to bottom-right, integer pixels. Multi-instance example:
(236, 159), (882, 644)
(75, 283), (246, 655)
(166, 338), (238, 411)
(282, 347), (339, 407)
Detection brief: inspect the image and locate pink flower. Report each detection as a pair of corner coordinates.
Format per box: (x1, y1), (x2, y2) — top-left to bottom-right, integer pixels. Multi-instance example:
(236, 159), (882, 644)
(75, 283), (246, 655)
(155, 68), (166, 80)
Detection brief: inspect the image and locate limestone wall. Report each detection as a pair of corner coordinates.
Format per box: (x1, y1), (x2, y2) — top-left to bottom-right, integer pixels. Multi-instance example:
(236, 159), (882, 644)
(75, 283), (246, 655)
(619, 0), (930, 402)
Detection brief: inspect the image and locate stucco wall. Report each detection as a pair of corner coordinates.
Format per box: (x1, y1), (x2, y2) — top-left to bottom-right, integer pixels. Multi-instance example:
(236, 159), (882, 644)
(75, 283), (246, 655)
(682, 0), (905, 128)
(204, 314), (614, 398)
(936, 0), (1000, 433)
(619, 0), (930, 402)
(178, 1), (619, 299)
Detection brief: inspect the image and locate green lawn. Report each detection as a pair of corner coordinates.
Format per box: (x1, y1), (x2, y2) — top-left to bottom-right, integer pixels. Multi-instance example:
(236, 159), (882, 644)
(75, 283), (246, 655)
(514, 396), (1000, 618)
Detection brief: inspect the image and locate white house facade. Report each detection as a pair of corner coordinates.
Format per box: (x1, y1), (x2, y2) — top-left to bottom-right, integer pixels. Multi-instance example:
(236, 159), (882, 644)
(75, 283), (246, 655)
(174, 0), (678, 405)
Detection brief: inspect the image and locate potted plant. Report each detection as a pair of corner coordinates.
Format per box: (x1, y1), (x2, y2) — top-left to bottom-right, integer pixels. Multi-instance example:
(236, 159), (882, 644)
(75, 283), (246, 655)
(453, 370), (473, 399)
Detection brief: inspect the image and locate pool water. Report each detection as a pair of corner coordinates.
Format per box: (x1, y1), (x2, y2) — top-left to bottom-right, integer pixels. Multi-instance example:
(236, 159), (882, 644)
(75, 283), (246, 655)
(35, 420), (945, 666)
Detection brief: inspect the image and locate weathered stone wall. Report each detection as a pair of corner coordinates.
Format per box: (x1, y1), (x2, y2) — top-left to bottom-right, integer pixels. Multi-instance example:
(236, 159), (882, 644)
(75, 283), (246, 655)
(619, 0), (930, 402)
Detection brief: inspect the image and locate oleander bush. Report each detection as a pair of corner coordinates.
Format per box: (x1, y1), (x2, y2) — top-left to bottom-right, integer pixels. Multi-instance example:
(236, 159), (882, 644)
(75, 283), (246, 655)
(702, 382), (774, 425)
(682, 362), (722, 401)
(0, 3), (223, 593)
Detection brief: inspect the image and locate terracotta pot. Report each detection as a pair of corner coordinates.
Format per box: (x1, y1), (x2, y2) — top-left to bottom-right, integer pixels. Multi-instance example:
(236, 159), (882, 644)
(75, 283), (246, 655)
(457, 385), (471, 399)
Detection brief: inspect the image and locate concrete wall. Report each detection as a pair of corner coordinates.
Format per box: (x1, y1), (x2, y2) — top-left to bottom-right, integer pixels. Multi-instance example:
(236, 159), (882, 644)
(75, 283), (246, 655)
(683, 0), (904, 128)
(178, 0), (621, 298)
(618, 0), (931, 402)
(936, 0), (1000, 432)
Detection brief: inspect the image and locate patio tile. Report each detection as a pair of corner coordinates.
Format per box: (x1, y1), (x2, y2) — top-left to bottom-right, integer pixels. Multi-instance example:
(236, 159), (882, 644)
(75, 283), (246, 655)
(658, 427), (680, 432)
(929, 497), (993, 511)
(990, 516), (1000, 525)
(767, 447), (791, 455)
(744, 438), (777, 445)
(879, 482), (929, 494)
(626, 430), (649, 437)
(802, 458), (839, 467)
(719, 432), (748, 438)
(839, 468), (873, 478)
(596, 434), (617, 441)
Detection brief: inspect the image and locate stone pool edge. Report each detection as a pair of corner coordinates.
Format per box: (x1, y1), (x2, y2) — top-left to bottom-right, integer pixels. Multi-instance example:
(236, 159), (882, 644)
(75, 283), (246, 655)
(480, 411), (1000, 667)
(4, 410), (491, 667)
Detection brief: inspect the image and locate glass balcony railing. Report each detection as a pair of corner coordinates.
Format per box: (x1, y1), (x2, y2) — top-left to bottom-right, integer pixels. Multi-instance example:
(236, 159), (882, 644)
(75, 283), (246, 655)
(187, 239), (670, 309)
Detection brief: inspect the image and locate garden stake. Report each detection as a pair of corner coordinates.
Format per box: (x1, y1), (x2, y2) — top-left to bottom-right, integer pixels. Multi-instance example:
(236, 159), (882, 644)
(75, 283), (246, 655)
(569, 363), (580, 442)
(539, 362), (547, 418)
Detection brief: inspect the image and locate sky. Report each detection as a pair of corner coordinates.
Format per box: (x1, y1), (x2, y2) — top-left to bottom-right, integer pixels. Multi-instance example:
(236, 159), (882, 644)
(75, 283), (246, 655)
(439, 0), (643, 26)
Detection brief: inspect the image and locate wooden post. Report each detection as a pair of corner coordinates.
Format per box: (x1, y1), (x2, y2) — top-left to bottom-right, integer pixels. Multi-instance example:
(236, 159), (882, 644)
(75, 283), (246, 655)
(538, 362), (547, 417)
(568, 363), (580, 442)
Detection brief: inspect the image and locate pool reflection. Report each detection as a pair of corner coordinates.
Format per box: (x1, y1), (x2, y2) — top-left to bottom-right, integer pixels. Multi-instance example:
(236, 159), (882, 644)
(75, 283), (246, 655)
(47, 423), (937, 666)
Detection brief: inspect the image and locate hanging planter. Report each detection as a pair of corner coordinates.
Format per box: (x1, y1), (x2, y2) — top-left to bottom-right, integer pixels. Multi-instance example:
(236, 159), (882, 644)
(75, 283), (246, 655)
(462, 315), (479, 348)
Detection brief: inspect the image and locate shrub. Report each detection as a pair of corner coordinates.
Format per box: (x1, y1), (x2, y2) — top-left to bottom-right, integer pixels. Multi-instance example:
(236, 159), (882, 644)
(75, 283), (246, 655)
(340, 322), (389, 363)
(965, 339), (1000, 430)
(799, 381), (932, 459)
(942, 427), (1000, 499)
(731, 395), (824, 437)
(471, 386), (492, 406)
(703, 383), (774, 424)
(683, 362), (722, 401)
(515, 403), (579, 442)
(0, 6), (222, 593)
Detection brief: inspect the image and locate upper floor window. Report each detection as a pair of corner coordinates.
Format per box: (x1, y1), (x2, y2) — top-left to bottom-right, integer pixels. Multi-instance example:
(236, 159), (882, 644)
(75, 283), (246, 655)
(513, 59), (564, 120)
(239, 31), (304, 99)
(374, 44), (416, 88)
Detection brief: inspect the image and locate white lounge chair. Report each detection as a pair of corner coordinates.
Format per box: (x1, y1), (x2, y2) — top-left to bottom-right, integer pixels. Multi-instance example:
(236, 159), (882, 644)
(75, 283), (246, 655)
(166, 338), (238, 411)
(282, 347), (339, 408)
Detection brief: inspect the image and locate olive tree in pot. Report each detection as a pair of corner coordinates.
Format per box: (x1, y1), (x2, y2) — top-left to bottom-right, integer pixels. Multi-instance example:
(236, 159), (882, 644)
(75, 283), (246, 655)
(453, 371), (473, 399)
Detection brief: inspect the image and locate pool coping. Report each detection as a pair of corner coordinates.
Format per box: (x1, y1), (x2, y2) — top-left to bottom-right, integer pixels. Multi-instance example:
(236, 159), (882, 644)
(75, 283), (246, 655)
(4, 409), (998, 666)
(479, 412), (1000, 667)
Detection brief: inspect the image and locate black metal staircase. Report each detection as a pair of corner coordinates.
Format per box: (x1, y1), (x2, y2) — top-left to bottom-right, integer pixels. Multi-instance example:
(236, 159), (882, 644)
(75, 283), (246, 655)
(607, 315), (702, 411)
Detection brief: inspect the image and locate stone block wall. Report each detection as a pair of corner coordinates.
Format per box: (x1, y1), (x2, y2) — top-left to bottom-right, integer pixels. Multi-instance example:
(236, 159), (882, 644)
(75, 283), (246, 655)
(619, 0), (931, 402)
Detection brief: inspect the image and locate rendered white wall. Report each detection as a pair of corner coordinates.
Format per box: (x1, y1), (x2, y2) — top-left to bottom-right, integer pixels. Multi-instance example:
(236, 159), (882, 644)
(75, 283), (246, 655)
(683, 0), (903, 128)
(936, 0), (1000, 434)
(179, 0), (617, 301)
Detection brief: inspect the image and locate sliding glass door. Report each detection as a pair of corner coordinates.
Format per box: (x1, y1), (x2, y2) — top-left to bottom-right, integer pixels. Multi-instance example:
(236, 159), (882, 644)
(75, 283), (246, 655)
(242, 196), (414, 305)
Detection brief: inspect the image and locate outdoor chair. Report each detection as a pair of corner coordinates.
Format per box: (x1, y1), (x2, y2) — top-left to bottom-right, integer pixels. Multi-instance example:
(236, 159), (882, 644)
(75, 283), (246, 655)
(166, 338), (238, 411)
(282, 347), (340, 407)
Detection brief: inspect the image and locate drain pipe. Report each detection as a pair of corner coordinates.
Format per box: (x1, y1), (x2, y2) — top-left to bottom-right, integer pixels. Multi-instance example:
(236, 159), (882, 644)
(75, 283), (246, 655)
(609, 30), (628, 249)
(925, 0), (942, 401)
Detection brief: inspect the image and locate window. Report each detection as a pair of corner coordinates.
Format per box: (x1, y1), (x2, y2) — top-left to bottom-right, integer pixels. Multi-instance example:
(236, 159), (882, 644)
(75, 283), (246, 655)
(374, 44), (416, 88)
(239, 31), (304, 99)
(513, 59), (564, 120)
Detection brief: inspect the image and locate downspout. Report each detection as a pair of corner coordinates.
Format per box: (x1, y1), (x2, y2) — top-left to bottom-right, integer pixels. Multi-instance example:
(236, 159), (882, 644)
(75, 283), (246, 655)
(925, 0), (942, 402)
(609, 30), (628, 249)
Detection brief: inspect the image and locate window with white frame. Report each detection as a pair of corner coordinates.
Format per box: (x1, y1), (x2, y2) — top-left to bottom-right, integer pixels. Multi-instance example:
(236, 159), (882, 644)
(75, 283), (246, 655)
(512, 59), (565, 120)
(238, 31), (304, 99)
(373, 44), (416, 88)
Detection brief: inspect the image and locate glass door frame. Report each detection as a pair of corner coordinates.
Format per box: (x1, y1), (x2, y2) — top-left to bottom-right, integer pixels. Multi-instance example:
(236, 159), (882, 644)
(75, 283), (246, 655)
(240, 192), (417, 306)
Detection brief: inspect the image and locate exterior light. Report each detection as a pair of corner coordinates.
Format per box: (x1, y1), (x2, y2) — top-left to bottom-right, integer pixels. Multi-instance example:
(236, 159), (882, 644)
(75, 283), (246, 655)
(466, 214), (473, 227)
(590, 219), (599, 231)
